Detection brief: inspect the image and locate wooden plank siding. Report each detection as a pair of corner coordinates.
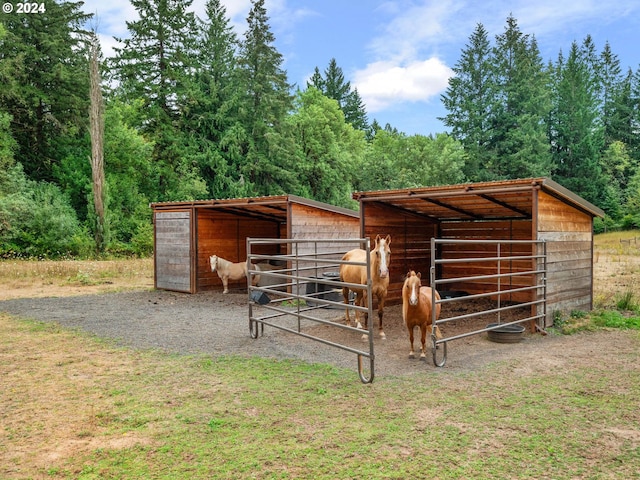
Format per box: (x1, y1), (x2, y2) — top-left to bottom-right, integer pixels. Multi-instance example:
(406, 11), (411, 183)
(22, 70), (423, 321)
(154, 210), (193, 292)
(537, 190), (594, 323)
(438, 219), (536, 302)
(362, 201), (439, 304)
(289, 202), (360, 268)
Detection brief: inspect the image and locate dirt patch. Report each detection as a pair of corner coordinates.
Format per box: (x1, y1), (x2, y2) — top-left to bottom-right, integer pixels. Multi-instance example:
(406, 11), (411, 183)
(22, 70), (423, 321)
(1, 286), (636, 379)
(0, 250), (638, 379)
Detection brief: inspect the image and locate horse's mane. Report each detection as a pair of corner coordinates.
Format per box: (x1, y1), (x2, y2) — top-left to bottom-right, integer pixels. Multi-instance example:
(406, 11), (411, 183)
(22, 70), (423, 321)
(215, 256), (233, 268)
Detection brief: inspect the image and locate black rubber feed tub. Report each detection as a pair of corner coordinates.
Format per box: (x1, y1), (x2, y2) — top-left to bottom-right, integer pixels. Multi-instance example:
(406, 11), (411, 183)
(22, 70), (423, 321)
(486, 323), (525, 343)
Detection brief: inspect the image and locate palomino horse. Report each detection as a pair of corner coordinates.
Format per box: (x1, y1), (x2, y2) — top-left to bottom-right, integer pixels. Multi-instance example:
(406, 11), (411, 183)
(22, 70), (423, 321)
(339, 235), (391, 339)
(210, 255), (260, 294)
(402, 270), (442, 359)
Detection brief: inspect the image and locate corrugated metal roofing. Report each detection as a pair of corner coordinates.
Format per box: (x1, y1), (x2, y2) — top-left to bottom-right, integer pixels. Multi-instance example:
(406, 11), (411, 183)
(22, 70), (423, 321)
(353, 177), (604, 221)
(150, 194), (359, 223)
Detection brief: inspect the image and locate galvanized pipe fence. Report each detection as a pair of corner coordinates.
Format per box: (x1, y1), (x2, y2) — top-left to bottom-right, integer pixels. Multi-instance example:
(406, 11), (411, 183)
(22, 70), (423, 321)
(246, 238), (376, 383)
(429, 238), (547, 367)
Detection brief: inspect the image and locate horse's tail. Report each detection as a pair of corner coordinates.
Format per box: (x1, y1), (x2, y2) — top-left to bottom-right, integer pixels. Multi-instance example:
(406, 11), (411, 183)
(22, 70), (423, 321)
(434, 324), (443, 340)
(250, 262), (261, 286)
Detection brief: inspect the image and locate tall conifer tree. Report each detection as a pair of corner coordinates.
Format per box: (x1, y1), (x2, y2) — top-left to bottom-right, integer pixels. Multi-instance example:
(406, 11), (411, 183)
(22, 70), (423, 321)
(0, 0), (91, 182)
(236, 0), (296, 195)
(440, 23), (496, 180)
(489, 16), (551, 179)
(550, 42), (605, 206)
(307, 58), (369, 131)
(111, 0), (204, 200)
(182, 0), (244, 198)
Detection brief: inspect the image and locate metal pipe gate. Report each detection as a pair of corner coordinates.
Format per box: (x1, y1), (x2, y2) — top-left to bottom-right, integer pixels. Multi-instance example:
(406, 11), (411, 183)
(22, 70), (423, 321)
(429, 238), (547, 367)
(246, 238), (376, 383)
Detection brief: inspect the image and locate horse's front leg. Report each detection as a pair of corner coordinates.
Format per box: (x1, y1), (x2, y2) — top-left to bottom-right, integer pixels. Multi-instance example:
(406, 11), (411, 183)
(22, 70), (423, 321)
(419, 324), (427, 360)
(222, 276), (229, 294)
(377, 293), (386, 339)
(358, 291), (369, 330)
(408, 325), (416, 358)
(355, 291), (369, 341)
(342, 287), (352, 326)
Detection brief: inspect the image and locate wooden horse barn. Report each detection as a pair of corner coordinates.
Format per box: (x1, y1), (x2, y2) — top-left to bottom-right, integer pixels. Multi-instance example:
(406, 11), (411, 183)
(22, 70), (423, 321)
(151, 195), (360, 293)
(354, 177), (604, 327)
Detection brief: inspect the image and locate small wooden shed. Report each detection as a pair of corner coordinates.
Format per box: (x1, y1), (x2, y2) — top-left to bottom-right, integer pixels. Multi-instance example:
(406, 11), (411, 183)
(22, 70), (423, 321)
(151, 195), (360, 293)
(353, 178), (604, 325)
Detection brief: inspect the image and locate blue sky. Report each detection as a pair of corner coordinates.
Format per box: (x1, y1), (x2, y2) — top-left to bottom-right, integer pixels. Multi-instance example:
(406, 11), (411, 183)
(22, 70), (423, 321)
(83, 0), (640, 136)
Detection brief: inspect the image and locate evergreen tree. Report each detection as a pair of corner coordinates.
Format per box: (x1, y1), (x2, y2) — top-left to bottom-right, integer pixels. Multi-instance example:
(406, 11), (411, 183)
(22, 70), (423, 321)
(235, 0), (296, 195)
(0, 110), (17, 191)
(489, 16), (552, 179)
(0, 0), (92, 183)
(343, 88), (369, 132)
(440, 23), (496, 180)
(596, 45), (638, 216)
(613, 69), (639, 162)
(307, 58), (369, 131)
(599, 42), (626, 149)
(111, 0), (205, 200)
(182, 0), (246, 198)
(629, 67), (640, 164)
(549, 42), (605, 207)
(307, 67), (324, 91)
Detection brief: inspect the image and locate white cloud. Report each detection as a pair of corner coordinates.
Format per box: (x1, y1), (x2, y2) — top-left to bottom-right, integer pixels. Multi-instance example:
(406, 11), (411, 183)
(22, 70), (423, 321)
(353, 58), (453, 112)
(368, 0), (460, 64)
(351, 1), (460, 113)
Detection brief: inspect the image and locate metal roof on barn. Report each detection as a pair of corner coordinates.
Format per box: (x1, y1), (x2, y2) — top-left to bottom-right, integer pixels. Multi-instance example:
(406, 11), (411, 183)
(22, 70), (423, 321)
(150, 194), (359, 223)
(352, 177), (604, 222)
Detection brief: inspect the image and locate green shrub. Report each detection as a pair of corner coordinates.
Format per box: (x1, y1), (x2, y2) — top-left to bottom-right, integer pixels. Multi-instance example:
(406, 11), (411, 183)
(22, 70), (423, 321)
(615, 290), (638, 312)
(0, 179), (92, 258)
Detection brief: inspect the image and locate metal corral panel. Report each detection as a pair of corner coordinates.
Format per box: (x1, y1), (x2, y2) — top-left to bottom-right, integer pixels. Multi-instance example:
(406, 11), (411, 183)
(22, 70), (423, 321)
(154, 211), (192, 292)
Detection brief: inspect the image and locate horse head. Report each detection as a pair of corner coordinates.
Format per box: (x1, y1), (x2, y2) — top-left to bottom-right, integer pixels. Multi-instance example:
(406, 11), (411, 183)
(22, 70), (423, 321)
(404, 270), (421, 306)
(374, 234), (391, 279)
(209, 255), (218, 272)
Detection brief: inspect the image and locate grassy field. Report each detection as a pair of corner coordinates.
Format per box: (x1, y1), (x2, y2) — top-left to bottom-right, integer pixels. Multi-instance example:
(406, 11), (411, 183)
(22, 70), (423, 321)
(1, 235), (640, 479)
(0, 258), (153, 301)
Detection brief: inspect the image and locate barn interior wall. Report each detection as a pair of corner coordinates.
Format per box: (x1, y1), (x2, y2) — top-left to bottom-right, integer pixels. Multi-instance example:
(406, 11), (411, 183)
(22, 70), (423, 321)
(438, 219), (535, 302)
(537, 191), (594, 322)
(196, 209), (281, 292)
(362, 202), (439, 304)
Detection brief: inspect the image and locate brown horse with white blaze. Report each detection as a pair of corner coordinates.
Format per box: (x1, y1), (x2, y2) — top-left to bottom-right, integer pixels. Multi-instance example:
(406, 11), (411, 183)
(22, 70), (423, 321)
(339, 235), (391, 339)
(210, 255), (260, 294)
(402, 270), (442, 359)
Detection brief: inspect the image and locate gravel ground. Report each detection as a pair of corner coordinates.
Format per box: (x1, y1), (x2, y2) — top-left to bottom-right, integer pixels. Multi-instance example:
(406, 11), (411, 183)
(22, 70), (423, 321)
(1, 288), (632, 380)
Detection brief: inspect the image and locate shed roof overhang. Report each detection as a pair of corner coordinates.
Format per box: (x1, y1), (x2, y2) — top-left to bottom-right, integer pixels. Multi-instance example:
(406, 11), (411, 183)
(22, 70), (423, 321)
(150, 194), (359, 224)
(353, 178), (605, 222)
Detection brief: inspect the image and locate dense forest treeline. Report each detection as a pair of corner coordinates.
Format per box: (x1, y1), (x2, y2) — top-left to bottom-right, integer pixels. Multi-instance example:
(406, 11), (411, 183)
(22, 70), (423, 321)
(1, 0), (640, 257)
